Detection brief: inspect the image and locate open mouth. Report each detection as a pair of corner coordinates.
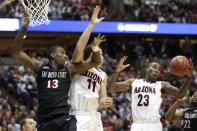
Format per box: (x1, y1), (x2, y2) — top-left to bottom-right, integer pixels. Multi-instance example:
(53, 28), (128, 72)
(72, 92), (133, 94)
(152, 74), (158, 77)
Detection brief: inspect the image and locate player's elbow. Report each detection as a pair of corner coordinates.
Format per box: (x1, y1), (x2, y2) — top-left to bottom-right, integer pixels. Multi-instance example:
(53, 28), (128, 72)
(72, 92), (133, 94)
(165, 114), (174, 122)
(12, 49), (19, 58)
(107, 87), (116, 93)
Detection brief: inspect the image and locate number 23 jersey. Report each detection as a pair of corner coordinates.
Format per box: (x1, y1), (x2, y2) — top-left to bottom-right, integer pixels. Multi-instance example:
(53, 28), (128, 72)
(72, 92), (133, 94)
(70, 68), (105, 112)
(131, 79), (162, 123)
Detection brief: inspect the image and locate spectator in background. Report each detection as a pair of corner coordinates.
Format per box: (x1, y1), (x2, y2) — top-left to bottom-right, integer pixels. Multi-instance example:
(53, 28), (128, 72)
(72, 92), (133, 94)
(182, 36), (192, 58)
(20, 118), (36, 131)
(8, 118), (20, 131)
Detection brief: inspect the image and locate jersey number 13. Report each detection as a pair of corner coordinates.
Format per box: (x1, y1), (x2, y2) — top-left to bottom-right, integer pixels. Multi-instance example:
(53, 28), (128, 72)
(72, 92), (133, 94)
(47, 79), (59, 88)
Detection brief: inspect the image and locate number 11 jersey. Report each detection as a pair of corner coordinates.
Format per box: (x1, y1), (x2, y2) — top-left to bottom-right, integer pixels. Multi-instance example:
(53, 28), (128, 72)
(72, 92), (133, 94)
(70, 68), (105, 113)
(131, 79), (162, 123)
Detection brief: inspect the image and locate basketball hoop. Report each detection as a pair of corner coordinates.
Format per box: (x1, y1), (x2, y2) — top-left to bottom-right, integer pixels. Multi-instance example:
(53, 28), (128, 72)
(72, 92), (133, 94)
(19, 0), (51, 27)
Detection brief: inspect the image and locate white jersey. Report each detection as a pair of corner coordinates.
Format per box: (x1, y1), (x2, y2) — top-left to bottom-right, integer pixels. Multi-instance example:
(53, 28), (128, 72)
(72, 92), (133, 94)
(70, 68), (105, 113)
(131, 79), (162, 123)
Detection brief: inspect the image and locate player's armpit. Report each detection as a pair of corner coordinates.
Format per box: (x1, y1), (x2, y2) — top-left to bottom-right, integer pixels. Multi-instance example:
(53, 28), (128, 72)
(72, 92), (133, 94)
(13, 52), (43, 72)
(166, 109), (187, 122)
(174, 109), (187, 121)
(161, 81), (179, 98)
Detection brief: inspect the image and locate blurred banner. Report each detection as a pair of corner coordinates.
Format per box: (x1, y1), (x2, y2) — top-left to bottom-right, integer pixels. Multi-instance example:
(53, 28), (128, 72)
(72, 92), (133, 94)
(0, 18), (197, 35)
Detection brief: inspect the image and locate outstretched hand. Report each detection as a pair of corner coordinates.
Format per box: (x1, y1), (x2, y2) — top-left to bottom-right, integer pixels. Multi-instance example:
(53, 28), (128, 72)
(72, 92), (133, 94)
(187, 58), (194, 79)
(90, 5), (104, 25)
(92, 33), (106, 47)
(115, 56), (130, 73)
(22, 12), (29, 29)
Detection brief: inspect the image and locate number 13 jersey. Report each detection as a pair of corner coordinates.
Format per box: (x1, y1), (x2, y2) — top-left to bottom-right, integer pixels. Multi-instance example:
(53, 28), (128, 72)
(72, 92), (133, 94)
(131, 79), (162, 123)
(70, 68), (105, 113)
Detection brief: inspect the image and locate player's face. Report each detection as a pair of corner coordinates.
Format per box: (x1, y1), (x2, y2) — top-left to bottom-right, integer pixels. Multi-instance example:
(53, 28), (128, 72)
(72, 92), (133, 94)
(146, 62), (161, 82)
(23, 119), (36, 131)
(53, 48), (68, 65)
(192, 92), (197, 104)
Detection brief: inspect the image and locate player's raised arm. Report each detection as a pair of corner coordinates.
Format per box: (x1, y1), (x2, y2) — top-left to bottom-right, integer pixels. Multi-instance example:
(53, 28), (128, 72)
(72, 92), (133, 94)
(162, 59), (193, 99)
(71, 5), (104, 63)
(12, 13), (42, 73)
(98, 73), (113, 108)
(68, 34), (105, 75)
(0, 0), (14, 9)
(165, 95), (188, 121)
(107, 56), (134, 93)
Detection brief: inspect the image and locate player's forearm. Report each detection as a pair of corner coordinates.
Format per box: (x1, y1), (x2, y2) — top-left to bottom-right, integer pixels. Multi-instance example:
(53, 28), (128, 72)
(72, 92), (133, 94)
(72, 23), (95, 63)
(12, 27), (27, 56)
(177, 76), (192, 99)
(165, 101), (184, 121)
(107, 71), (119, 93)
(98, 97), (105, 108)
(0, 0), (12, 9)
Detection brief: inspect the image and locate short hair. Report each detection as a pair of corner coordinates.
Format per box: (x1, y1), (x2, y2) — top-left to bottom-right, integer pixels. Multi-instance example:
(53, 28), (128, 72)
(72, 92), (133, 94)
(47, 46), (62, 59)
(147, 61), (161, 69)
(83, 45), (92, 60)
(20, 118), (27, 130)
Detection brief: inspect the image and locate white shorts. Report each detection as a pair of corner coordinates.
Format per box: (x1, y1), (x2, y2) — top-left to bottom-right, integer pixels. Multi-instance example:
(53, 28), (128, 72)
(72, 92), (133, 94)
(130, 122), (162, 131)
(74, 111), (103, 131)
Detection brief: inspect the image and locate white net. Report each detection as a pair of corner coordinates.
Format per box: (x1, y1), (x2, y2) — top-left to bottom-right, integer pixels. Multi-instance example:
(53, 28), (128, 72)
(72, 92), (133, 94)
(19, 0), (51, 27)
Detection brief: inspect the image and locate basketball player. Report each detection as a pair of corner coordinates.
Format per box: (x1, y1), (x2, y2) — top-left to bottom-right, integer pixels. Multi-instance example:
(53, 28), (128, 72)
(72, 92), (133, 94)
(20, 118), (36, 131)
(69, 34), (113, 131)
(166, 91), (197, 131)
(107, 57), (194, 131)
(12, 6), (104, 131)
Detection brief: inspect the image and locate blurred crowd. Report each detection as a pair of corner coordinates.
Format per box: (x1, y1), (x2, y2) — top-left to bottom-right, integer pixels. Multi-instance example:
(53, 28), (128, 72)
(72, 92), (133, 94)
(0, 0), (197, 23)
(0, 35), (197, 130)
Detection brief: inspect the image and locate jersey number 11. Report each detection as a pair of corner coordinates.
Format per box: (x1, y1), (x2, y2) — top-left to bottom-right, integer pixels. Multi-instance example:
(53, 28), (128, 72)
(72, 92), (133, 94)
(87, 79), (96, 92)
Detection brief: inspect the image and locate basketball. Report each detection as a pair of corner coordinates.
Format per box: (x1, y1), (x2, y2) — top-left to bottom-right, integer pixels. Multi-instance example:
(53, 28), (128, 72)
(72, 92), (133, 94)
(170, 56), (190, 76)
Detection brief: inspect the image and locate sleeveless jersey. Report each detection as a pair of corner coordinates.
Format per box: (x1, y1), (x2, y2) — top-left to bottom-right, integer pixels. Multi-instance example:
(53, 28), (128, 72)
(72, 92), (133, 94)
(183, 108), (197, 131)
(36, 64), (71, 123)
(70, 68), (105, 113)
(131, 79), (162, 123)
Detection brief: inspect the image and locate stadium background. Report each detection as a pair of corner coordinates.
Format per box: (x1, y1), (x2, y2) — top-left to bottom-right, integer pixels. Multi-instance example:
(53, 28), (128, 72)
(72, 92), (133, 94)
(0, 0), (197, 131)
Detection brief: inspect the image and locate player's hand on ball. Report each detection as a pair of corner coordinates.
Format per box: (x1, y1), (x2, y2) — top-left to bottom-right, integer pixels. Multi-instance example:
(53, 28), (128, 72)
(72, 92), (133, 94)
(115, 56), (130, 73)
(22, 12), (29, 29)
(187, 58), (194, 79)
(90, 5), (104, 25)
(103, 97), (113, 107)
